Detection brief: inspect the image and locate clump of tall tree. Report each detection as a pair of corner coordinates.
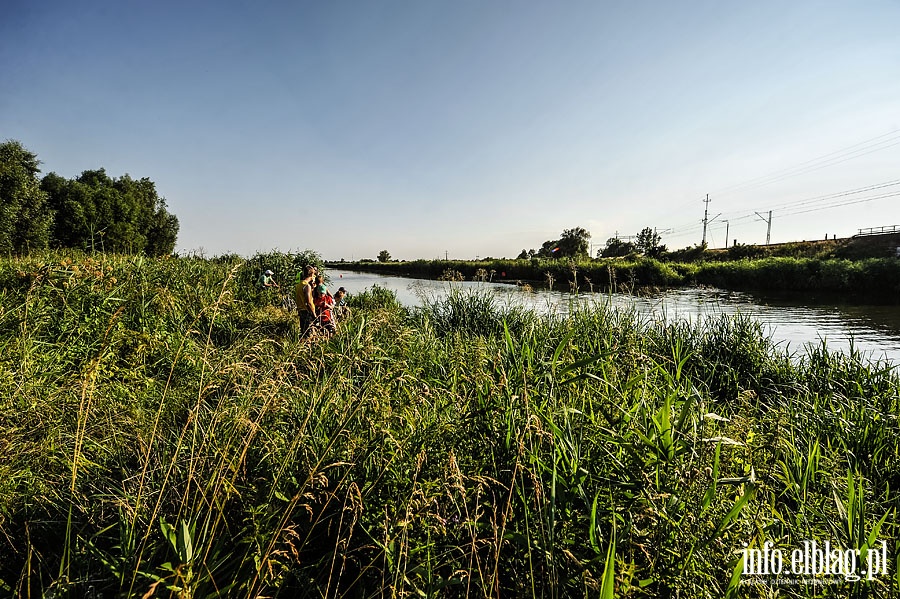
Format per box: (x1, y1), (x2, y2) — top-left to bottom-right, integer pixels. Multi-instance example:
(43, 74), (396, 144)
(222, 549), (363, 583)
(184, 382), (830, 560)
(601, 227), (667, 258)
(0, 141), (54, 255)
(635, 227), (666, 257)
(41, 169), (178, 255)
(517, 227), (591, 260)
(599, 237), (636, 258)
(0, 140), (179, 255)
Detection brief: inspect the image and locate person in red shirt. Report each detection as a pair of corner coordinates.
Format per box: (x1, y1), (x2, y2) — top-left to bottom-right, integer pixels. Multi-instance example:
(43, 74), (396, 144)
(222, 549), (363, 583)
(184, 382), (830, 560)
(315, 289), (336, 336)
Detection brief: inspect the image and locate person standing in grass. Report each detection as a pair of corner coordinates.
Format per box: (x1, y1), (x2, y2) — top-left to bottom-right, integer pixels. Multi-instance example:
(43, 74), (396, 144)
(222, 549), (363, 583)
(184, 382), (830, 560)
(334, 286), (351, 321)
(259, 269), (284, 308)
(316, 289), (337, 336)
(258, 269), (279, 289)
(312, 274), (336, 335)
(313, 274), (327, 301)
(294, 265), (318, 336)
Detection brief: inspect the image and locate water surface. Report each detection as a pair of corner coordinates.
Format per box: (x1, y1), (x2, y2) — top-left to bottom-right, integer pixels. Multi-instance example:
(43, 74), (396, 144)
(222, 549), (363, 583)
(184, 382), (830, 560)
(329, 269), (900, 364)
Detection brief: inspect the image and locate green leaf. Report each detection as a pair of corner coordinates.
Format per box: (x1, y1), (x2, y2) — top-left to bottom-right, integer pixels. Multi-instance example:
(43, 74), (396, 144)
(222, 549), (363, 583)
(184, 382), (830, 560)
(551, 329), (575, 374)
(701, 443), (721, 514)
(724, 555), (745, 599)
(712, 483), (756, 539)
(558, 350), (612, 376)
(599, 519), (616, 599)
(589, 493), (601, 554)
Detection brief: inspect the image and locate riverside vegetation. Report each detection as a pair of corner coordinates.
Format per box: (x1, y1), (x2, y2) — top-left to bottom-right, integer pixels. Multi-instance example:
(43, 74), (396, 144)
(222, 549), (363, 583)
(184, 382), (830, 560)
(333, 256), (900, 298)
(2, 251), (899, 597)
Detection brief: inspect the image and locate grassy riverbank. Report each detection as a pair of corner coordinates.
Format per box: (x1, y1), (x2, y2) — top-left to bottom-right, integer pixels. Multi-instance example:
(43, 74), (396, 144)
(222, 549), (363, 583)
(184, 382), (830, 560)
(331, 256), (900, 298)
(2, 252), (899, 597)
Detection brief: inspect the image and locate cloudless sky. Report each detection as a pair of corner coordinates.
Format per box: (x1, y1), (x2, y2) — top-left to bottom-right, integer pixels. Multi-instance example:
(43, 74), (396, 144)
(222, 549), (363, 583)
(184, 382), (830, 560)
(3, 0), (900, 259)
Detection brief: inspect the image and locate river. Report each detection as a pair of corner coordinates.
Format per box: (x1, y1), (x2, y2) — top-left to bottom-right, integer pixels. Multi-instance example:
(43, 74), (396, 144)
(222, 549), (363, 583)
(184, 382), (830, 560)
(329, 269), (900, 364)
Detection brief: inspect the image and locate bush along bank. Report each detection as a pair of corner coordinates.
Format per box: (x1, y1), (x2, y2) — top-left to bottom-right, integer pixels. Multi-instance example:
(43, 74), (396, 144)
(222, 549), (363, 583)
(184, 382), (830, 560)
(331, 256), (900, 298)
(693, 256), (900, 295)
(1, 252), (899, 597)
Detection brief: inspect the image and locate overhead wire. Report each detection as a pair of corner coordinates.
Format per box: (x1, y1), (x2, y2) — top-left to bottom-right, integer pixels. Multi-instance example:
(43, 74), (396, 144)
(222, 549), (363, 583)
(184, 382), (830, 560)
(701, 178), (900, 224)
(757, 178), (900, 211)
(607, 129), (900, 246)
(659, 187), (899, 245)
(778, 190), (900, 218)
(712, 129), (900, 197)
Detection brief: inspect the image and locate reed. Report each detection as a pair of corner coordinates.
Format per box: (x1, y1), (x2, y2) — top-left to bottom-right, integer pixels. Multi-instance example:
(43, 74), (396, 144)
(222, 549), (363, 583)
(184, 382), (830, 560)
(1, 252), (898, 597)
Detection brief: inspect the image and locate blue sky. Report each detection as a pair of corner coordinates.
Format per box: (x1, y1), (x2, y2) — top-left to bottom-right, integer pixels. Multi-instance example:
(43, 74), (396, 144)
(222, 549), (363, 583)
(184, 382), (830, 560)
(3, 0), (900, 259)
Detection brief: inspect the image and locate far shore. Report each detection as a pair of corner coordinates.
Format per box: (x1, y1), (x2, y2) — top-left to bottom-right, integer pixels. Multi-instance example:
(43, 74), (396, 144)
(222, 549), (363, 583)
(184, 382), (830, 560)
(327, 255), (900, 300)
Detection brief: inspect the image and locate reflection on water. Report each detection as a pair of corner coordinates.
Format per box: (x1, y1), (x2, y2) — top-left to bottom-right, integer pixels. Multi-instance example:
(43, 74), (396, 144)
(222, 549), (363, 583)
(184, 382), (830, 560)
(329, 269), (900, 364)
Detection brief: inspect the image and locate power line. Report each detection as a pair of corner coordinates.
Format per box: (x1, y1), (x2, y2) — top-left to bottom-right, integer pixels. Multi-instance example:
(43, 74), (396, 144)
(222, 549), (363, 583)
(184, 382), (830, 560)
(661, 188), (899, 244)
(717, 140), (900, 199)
(708, 177), (900, 221)
(779, 190), (900, 217)
(659, 177), (899, 238)
(608, 130), (900, 246)
(712, 129), (900, 197)
(757, 179), (900, 212)
(638, 178), (898, 248)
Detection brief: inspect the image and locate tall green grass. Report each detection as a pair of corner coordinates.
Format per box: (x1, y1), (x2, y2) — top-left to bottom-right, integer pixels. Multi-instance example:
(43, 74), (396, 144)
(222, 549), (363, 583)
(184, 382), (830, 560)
(1, 252), (898, 597)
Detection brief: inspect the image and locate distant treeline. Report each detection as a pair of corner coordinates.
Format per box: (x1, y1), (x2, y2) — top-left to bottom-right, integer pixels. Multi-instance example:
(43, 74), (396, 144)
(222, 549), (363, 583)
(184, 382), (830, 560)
(0, 140), (178, 255)
(330, 256), (900, 298)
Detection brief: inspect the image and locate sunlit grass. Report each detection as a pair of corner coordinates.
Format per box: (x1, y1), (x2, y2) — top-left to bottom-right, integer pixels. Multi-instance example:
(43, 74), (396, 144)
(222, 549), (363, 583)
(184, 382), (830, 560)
(1, 251), (898, 597)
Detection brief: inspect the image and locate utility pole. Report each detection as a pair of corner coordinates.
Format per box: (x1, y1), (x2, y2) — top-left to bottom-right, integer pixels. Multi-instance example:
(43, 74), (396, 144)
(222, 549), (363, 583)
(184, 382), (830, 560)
(701, 195), (710, 245)
(445, 250), (448, 261)
(723, 220), (730, 249)
(755, 210), (773, 245)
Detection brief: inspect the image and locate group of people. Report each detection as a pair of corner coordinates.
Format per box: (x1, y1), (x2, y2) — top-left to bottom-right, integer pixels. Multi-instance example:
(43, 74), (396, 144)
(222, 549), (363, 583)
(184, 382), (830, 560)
(260, 265), (349, 337)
